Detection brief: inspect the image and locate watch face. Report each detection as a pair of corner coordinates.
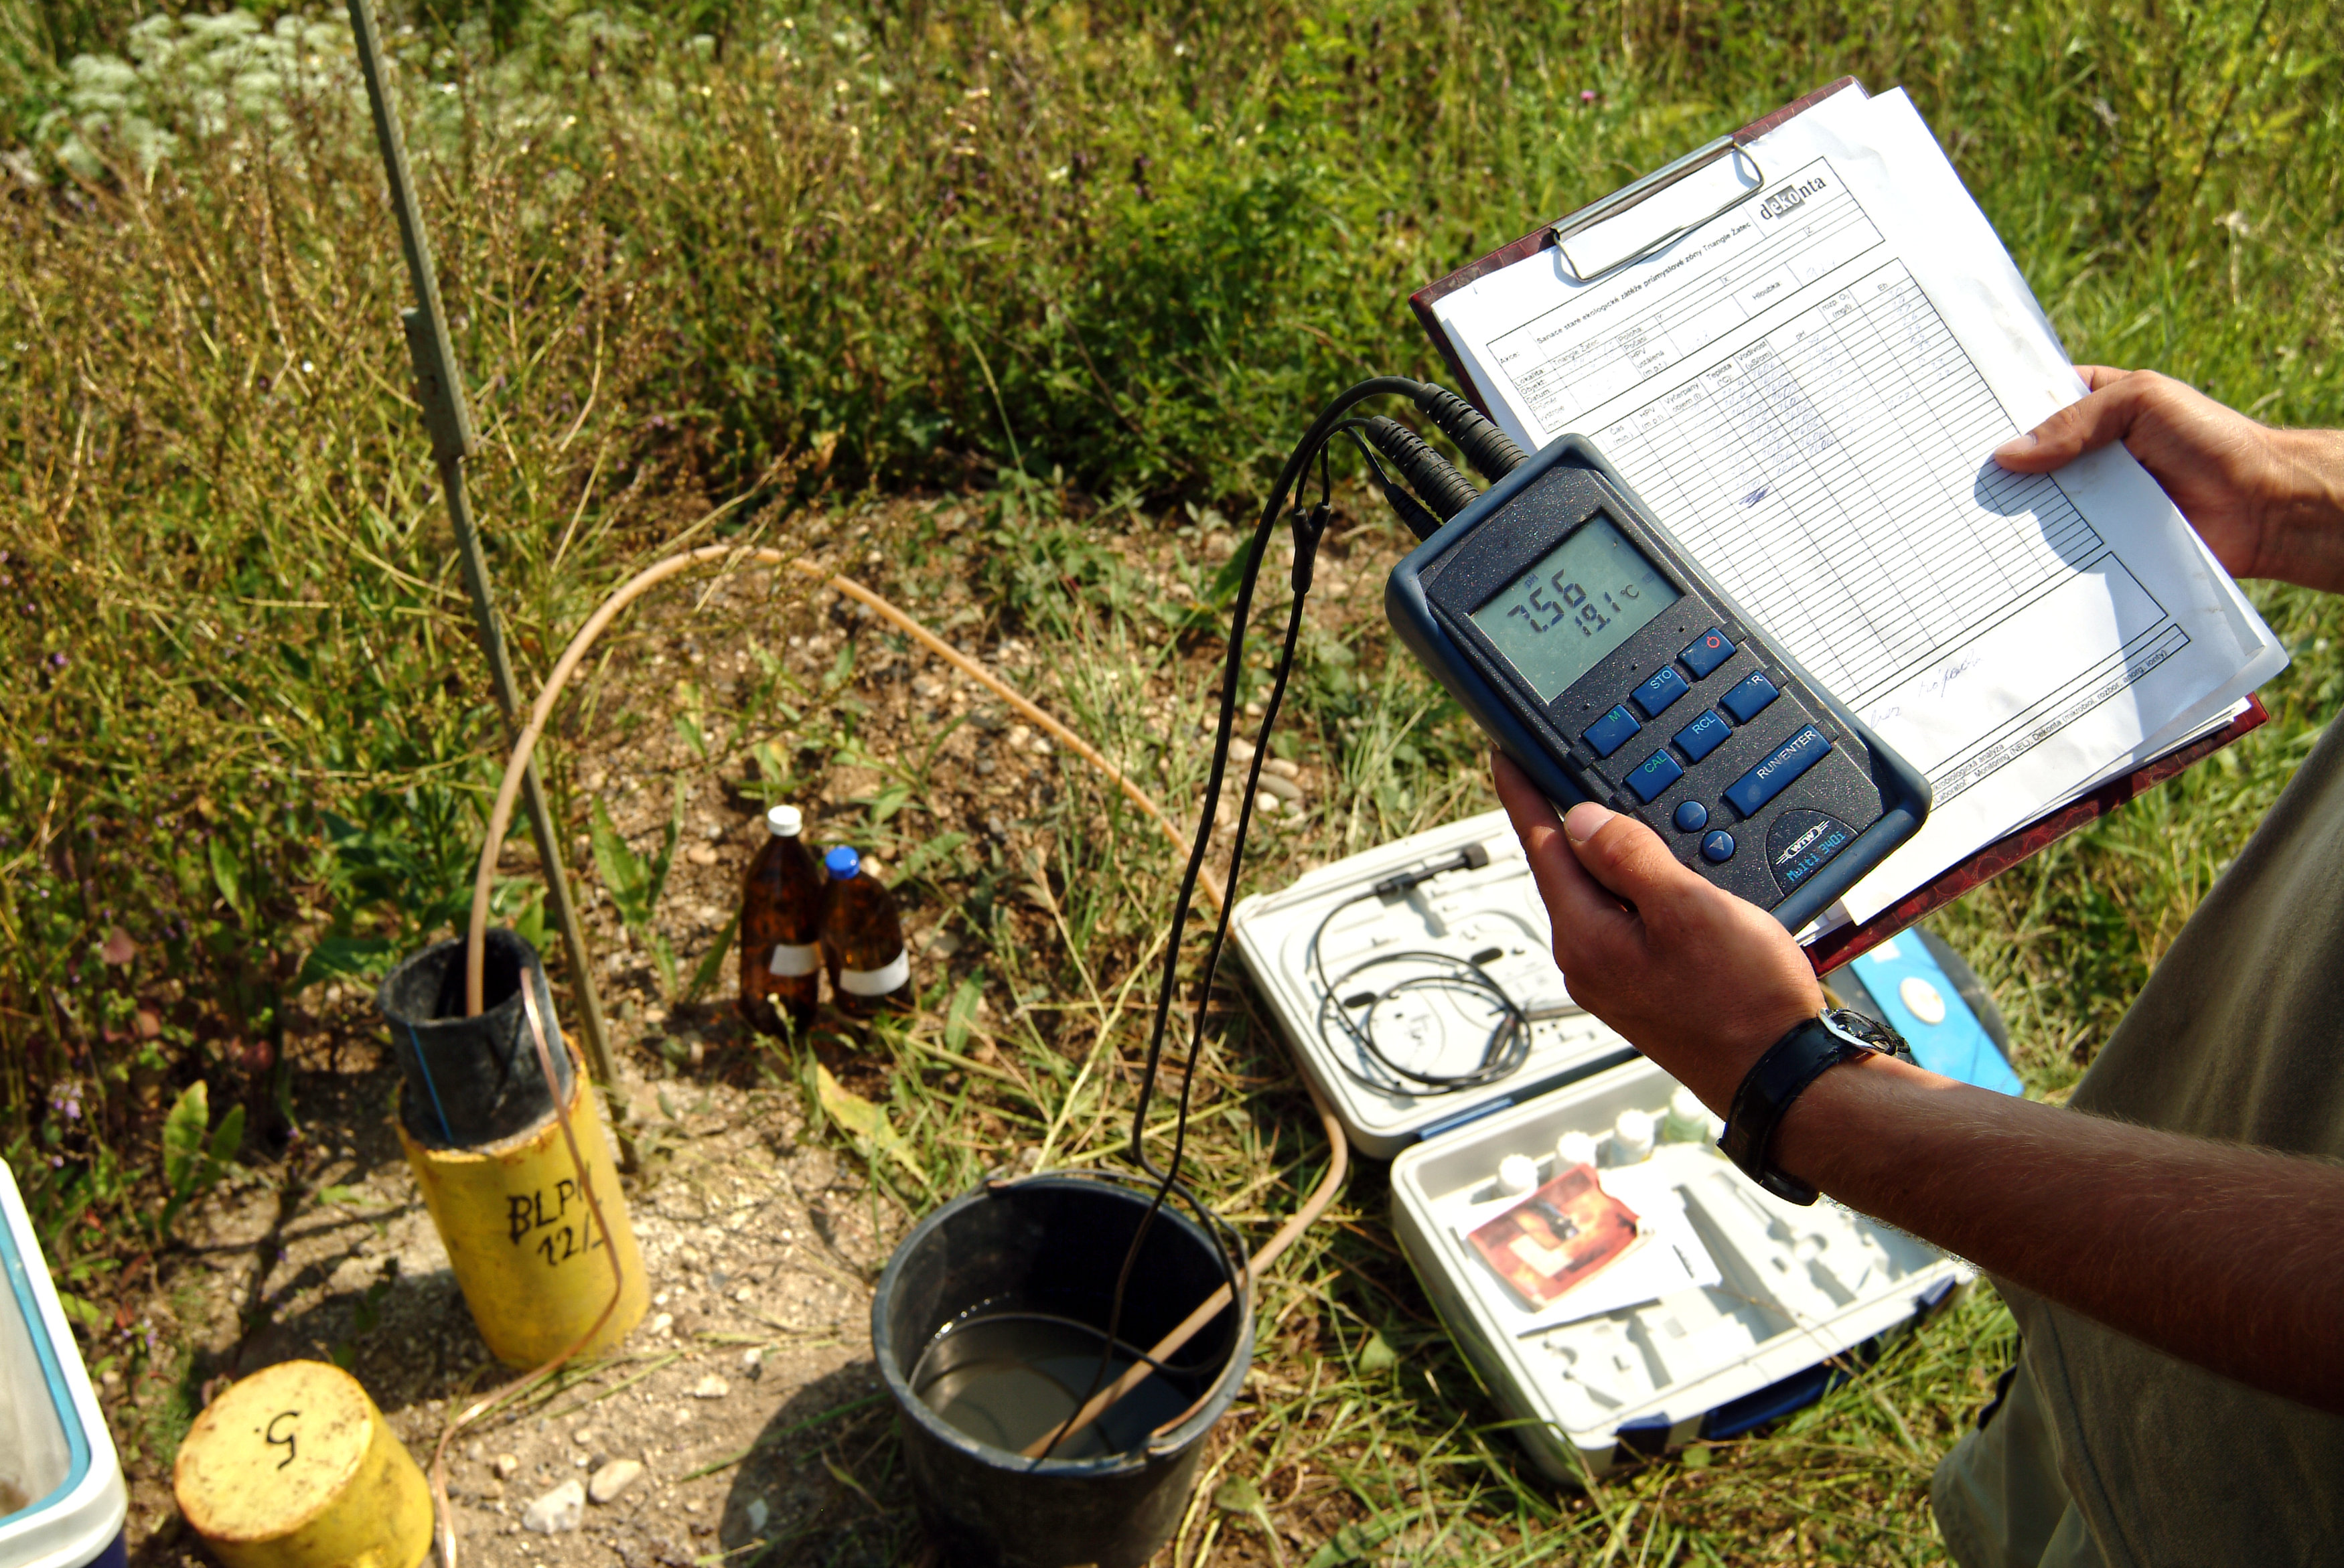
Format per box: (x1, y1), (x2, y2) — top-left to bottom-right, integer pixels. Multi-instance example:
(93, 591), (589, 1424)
(1822, 1007), (1908, 1057)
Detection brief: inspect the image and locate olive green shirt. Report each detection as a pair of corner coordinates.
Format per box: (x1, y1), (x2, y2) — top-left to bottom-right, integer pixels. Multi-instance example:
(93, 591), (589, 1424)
(1933, 714), (2344, 1565)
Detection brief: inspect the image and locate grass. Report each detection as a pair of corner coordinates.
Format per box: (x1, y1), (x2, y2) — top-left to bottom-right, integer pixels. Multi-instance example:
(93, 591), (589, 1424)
(6, 0), (2344, 1559)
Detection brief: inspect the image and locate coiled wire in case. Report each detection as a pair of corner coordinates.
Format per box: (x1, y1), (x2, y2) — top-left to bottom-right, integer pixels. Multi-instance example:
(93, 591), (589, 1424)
(1306, 843), (1553, 1097)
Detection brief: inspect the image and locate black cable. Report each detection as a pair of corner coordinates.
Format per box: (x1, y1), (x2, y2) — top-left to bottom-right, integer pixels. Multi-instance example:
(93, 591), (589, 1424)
(1033, 377), (1422, 1462)
(1036, 376), (1504, 1461)
(1303, 844), (1538, 1096)
(1410, 383), (1528, 481)
(1356, 414), (1479, 520)
(1337, 423), (1444, 542)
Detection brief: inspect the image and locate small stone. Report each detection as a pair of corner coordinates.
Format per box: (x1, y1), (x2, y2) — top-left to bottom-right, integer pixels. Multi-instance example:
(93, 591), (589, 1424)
(589, 1459), (645, 1504)
(1263, 757), (1301, 780)
(494, 1453), (522, 1480)
(734, 1285), (754, 1303)
(651, 1312), (674, 1336)
(522, 1480), (585, 1535)
(742, 1348), (763, 1379)
(1257, 772), (1303, 803)
(573, 1427), (598, 1448)
(1254, 791), (1281, 814)
(684, 844), (718, 867)
(688, 1375), (730, 1400)
(744, 1498), (769, 1534)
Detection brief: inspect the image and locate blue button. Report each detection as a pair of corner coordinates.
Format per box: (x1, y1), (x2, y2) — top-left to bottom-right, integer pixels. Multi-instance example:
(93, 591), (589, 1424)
(1673, 799), (1709, 833)
(1582, 705), (1641, 759)
(1626, 750), (1684, 804)
(1702, 830), (1736, 864)
(1681, 629), (1735, 680)
(1720, 672), (1780, 724)
(1723, 726), (1833, 817)
(1674, 710), (1731, 763)
(1631, 665), (1690, 720)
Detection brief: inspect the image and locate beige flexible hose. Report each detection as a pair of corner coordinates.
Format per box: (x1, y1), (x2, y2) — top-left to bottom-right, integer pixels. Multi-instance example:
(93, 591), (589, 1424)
(465, 547), (1222, 1017)
(451, 539), (1343, 1488)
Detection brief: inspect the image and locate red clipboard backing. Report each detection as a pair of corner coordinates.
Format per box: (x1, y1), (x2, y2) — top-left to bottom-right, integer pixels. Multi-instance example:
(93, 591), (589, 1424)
(1805, 696), (2268, 974)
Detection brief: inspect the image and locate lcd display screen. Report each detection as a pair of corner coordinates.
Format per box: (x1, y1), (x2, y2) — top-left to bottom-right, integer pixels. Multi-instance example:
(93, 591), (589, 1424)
(1470, 517), (1680, 703)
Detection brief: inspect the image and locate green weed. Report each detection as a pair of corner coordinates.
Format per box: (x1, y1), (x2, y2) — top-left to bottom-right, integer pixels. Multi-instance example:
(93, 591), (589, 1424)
(6, 0), (2344, 1556)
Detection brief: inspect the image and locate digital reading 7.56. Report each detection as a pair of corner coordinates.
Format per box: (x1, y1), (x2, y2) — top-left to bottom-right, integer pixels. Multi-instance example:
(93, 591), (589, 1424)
(1470, 516), (1680, 702)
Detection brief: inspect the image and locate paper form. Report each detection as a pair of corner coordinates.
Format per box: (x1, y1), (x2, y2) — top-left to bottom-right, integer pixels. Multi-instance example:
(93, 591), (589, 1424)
(1429, 88), (2284, 924)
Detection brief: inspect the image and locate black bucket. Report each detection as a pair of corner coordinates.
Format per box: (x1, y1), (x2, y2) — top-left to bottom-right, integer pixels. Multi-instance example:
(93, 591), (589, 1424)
(375, 929), (575, 1149)
(873, 1175), (1253, 1568)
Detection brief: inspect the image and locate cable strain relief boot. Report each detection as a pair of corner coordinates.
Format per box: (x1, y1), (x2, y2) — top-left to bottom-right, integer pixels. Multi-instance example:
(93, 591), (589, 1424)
(1360, 415), (1480, 520)
(1413, 383), (1528, 481)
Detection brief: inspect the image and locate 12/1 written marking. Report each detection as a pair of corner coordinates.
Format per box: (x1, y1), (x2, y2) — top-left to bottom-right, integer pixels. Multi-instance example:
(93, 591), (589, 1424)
(508, 1178), (609, 1267)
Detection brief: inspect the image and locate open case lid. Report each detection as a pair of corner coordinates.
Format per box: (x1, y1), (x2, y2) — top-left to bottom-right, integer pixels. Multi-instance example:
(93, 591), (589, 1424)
(1229, 810), (1640, 1159)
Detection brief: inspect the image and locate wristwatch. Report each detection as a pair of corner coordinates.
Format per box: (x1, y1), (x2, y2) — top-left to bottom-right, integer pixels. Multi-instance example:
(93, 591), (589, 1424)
(1720, 1008), (1913, 1205)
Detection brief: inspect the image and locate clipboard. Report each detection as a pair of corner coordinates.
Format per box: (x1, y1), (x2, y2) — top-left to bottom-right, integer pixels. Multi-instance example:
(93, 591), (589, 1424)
(1405, 76), (2271, 972)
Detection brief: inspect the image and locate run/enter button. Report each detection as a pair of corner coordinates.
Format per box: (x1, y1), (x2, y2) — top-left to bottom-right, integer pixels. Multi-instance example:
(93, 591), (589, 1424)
(1723, 726), (1833, 817)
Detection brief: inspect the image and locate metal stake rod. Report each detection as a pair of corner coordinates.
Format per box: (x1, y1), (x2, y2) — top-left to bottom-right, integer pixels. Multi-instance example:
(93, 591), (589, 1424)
(346, 0), (628, 1158)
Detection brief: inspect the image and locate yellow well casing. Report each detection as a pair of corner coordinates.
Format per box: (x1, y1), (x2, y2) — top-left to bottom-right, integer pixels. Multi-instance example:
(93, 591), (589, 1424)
(174, 1360), (432, 1568)
(396, 1068), (648, 1367)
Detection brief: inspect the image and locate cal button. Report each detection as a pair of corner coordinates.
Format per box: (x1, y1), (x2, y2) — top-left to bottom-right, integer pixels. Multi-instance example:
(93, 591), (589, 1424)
(1581, 705), (1641, 759)
(1626, 750), (1684, 804)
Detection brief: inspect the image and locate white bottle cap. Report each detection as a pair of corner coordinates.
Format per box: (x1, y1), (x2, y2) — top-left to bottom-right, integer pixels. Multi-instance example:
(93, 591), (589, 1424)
(1670, 1086), (1704, 1122)
(765, 805), (803, 838)
(1554, 1130), (1599, 1170)
(1495, 1153), (1540, 1197)
(1611, 1108), (1656, 1164)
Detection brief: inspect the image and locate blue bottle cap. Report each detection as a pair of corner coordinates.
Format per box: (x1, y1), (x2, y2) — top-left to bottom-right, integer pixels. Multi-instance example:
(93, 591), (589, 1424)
(824, 846), (861, 879)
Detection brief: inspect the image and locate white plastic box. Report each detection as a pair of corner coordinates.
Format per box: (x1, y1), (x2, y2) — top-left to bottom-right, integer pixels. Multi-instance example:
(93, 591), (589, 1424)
(0, 1160), (130, 1568)
(1231, 810), (2002, 1478)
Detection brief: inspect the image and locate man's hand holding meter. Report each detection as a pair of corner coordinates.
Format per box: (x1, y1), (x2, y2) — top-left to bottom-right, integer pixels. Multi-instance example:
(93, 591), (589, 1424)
(1498, 368), (2344, 1429)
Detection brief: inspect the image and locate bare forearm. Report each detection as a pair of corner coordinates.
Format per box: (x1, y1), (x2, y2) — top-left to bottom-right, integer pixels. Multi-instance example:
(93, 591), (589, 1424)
(2257, 426), (2344, 593)
(1775, 1055), (2344, 1412)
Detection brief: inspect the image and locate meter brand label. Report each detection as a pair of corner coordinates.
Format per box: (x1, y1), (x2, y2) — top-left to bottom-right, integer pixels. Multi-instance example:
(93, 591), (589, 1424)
(1766, 809), (1853, 894)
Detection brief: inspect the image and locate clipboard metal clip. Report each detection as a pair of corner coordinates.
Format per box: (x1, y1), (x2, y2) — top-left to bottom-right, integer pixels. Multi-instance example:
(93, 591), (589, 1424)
(1550, 136), (1766, 285)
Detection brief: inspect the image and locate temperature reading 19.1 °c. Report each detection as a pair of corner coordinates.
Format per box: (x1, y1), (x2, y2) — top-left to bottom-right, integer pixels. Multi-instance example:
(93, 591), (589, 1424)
(1470, 516), (1680, 704)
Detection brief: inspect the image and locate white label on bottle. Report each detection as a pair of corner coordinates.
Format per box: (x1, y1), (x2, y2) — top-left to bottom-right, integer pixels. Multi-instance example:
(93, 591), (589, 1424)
(838, 950), (909, 997)
(767, 943), (819, 977)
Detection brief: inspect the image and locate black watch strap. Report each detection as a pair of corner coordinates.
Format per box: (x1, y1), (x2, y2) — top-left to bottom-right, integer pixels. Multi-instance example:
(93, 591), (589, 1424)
(1719, 1010), (1907, 1205)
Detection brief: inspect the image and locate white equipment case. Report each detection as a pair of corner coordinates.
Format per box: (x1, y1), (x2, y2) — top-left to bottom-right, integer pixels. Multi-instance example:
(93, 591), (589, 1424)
(1230, 811), (2002, 1478)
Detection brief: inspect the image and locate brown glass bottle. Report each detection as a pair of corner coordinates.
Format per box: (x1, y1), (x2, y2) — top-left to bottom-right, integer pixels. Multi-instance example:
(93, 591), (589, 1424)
(819, 846), (909, 1017)
(740, 805), (825, 1034)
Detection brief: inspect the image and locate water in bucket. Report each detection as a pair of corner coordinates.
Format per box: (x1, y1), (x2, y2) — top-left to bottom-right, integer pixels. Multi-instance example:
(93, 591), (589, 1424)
(911, 1309), (1196, 1459)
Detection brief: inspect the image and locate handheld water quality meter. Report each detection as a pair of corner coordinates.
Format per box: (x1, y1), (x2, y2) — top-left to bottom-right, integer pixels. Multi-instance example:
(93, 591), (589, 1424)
(1386, 436), (1930, 931)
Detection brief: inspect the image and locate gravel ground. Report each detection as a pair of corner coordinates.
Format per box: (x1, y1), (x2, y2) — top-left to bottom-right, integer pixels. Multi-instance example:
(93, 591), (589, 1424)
(117, 1038), (921, 1568)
